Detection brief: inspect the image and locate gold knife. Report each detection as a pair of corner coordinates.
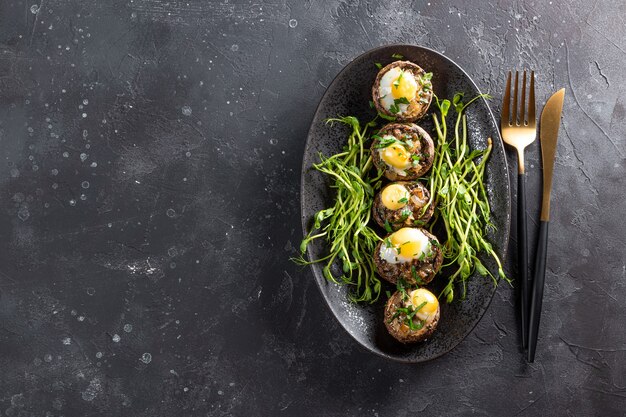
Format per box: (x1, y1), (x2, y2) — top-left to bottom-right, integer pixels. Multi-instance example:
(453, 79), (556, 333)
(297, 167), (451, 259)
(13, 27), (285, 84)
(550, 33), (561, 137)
(527, 88), (565, 362)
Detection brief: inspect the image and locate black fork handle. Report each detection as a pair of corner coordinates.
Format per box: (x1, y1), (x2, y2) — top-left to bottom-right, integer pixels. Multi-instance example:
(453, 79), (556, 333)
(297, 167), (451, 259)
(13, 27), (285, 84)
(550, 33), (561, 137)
(517, 173), (529, 349)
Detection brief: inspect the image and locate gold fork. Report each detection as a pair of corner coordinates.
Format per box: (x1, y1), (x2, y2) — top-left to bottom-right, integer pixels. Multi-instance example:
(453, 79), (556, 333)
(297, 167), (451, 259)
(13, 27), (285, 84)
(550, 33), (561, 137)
(501, 70), (536, 350)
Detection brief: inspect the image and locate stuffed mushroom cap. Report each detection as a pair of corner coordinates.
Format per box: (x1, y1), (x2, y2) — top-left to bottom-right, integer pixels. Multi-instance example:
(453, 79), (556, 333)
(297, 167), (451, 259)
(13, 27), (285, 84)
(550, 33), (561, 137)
(372, 60), (433, 122)
(371, 123), (435, 181)
(384, 288), (440, 343)
(372, 181), (434, 231)
(373, 227), (443, 286)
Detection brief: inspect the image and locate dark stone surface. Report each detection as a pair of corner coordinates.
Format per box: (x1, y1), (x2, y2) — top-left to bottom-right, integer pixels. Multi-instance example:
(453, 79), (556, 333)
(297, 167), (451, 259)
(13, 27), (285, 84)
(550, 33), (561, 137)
(0, 0), (624, 416)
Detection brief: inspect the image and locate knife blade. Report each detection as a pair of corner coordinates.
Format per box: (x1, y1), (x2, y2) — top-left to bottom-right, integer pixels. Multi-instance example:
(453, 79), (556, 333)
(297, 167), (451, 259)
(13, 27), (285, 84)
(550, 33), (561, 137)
(539, 88), (565, 221)
(527, 88), (565, 362)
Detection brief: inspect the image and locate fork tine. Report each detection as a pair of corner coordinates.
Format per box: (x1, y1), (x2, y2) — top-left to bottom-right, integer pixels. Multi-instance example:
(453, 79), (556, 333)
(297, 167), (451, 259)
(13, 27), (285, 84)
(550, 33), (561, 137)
(512, 71), (519, 125)
(502, 71), (511, 126)
(528, 70), (536, 127)
(520, 70), (527, 124)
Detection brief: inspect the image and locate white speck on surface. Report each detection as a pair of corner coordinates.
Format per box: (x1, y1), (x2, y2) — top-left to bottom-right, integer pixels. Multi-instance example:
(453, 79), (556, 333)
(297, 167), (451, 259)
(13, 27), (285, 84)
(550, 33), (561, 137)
(69, 199), (76, 206)
(181, 105), (192, 116)
(95, 352), (103, 359)
(166, 208), (176, 218)
(18, 206), (30, 221)
(123, 323), (133, 333)
(81, 378), (102, 402)
(82, 113), (87, 118)
(78, 316), (85, 321)
(168, 247), (178, 257)
(10, 168), (20, 177)
(80, 153), (88, 162)
(140, 353), (152, 364)
(231, 44), (239, 51)
(63, 152), (69, 158)
(288, 19), (297, 28)
(62, 337), (71, 345)
(185, 151), (191, 157)
(81, 181), (90, 189)
(30, 4), (39, 14)
(218, 390), (224, 395)
(86, 287), (95, 296)
(11, 393), (24, 407)
(44, 354), (52, 362)
(112, 334), (121, 343)
(90, 162), (98, 168)
(83, 99), (89, 105)
(269, 138), (278, 145)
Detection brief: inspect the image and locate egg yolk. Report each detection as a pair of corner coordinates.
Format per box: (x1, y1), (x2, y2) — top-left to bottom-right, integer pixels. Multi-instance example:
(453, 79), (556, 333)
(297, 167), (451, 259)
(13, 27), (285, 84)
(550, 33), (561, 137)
(381, 143), (410, 169)
(390, 227), (426, 259)
(381, 184), (410, 210)
(391, 71), (418, 100)
(409, 288), (439, 321)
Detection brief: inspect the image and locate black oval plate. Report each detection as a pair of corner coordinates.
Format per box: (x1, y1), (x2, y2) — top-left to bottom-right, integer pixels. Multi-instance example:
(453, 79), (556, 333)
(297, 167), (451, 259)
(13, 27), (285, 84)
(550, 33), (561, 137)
(300, 45), (511, 362)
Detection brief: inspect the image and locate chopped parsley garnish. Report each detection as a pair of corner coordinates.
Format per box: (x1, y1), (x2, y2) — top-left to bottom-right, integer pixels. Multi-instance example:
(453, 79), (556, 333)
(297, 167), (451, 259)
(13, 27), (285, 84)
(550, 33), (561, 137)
(411, 265), (425, 285)
(398, 208), (412, 222)
(393, 70), (404, 89)
(407, 317), (424, 331)
(369, 100), (375, 109)
(396, 277), (409, 301)
(388, 299), (427, 330)
(373, 136), (397, 148)
(375, 62), (383, 69)
(389, 103), (400, 114)
(420, 73), (433, 94)
(383, 220), (393, 233)
(398, 197), (409, 204)
(394, 97), (410, 105)
(391, 53), (404, 59)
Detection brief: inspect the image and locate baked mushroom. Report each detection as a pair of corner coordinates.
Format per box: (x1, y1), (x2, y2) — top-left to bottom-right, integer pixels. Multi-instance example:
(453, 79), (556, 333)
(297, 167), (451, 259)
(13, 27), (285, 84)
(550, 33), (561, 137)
(384, 288), (440, 343)
(372, 60), (433, 122)
(372, 181), (434, 230)
(373, 227), (443, 286)
(371, 123), (435, 181)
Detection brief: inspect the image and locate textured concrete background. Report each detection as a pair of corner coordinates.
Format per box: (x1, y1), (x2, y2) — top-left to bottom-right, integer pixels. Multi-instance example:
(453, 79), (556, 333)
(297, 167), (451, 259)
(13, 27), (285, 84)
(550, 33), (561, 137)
(1, 0), (624, 416)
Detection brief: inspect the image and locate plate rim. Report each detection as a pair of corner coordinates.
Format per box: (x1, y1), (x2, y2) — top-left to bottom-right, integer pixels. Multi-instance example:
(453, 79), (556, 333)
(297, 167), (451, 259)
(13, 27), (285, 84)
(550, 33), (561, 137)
(299, 43), (511, 363)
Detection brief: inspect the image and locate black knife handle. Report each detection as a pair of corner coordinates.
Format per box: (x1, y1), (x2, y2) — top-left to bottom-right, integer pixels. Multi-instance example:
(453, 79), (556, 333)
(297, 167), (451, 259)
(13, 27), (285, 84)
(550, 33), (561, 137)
(528, 220), (549, 362)
(517, 173), (529, 349)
